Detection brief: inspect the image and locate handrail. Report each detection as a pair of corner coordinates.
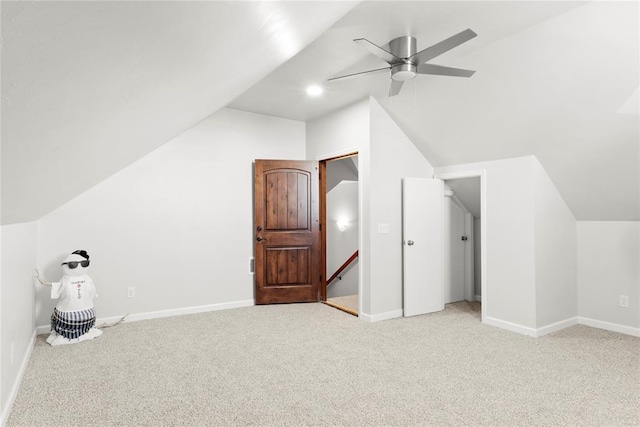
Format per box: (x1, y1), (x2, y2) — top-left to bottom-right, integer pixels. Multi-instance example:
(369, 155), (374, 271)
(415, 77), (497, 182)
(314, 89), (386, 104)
(327, 250), (359, 286)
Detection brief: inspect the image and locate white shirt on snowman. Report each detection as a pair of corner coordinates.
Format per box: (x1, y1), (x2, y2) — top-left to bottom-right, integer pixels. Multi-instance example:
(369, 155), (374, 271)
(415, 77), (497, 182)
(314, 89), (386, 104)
(51, 274), (97, 313)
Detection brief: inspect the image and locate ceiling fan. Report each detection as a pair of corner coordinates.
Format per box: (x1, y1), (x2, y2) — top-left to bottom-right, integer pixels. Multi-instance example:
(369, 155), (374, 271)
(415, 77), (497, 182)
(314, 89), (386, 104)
(328, 28), (478, 97)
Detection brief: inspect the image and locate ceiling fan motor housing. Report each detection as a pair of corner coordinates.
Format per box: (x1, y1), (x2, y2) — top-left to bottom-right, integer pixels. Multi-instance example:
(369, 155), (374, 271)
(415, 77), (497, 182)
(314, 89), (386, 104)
(389, 35), (417, 59)
(389, 36), (417, 81)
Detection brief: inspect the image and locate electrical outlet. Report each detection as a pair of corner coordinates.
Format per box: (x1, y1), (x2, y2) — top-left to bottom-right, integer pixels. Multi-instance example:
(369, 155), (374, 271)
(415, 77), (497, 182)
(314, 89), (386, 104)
(127, 287), (136, 298)
(619, 295), (629, 308)
(378, 223), (390, 234)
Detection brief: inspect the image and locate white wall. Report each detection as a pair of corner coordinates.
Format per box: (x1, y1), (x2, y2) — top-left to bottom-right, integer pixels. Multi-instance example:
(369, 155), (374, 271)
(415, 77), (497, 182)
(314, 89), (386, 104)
(307, 97), (434, 319)
(326, 181), (359, 298)
(368, 98), (433, 316)
(436, 156), (537, 330)
(533, 159), (577, 328)
(578, 222), (640, 332)
(1, 222), (37, 421)
(306, 99), (370, 160)
(437, 156), (639, 337)
(35, 108), (305, 327)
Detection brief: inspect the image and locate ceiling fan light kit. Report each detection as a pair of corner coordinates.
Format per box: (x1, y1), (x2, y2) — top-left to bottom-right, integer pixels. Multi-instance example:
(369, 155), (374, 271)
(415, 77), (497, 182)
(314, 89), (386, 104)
(329, 29), (478, 97)
(391, 63), (417, 81)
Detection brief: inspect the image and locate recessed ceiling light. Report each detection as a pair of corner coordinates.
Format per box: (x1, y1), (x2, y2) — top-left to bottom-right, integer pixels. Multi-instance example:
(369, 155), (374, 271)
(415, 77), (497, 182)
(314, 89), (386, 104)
(306, 85), (323, 96)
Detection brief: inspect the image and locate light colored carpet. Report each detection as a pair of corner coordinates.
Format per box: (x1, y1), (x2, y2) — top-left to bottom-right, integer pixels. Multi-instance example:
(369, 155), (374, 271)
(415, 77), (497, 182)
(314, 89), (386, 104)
(327, 294), (358, 313)
(7, 301), (639, 426)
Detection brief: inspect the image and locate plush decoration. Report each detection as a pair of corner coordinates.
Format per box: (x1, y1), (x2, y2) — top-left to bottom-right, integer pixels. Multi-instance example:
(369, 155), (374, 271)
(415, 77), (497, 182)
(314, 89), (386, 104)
(35, 250), (102, 346)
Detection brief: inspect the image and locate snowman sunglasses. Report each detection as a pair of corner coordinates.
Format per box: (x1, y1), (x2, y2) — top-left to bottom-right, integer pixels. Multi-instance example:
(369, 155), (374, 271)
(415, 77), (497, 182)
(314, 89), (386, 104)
(61, 260), (90, 269)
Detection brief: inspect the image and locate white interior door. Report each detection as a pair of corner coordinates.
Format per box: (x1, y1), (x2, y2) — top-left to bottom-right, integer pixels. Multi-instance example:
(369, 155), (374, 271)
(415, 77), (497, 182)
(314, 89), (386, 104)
(403, 177), (444, 317)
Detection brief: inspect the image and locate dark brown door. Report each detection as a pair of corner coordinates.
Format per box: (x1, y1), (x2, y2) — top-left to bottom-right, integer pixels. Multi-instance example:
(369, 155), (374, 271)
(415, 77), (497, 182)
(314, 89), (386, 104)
(254, 160), (320, 304)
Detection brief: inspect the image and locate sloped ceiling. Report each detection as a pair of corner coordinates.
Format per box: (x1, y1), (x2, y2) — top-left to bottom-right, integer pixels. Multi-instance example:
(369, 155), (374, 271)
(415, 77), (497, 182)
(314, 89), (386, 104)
(230, 1), (639, 220)
(1, 1), (358, 224)
(446, 177), (481, 219)
(3, 1), (638, 223)
(327, 156), (358, 192)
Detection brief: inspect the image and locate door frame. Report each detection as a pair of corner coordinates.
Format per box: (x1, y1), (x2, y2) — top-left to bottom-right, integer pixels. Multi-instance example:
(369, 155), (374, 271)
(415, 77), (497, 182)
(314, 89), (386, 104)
(318, 151), (359, 309)
(435, 169), (487, 323)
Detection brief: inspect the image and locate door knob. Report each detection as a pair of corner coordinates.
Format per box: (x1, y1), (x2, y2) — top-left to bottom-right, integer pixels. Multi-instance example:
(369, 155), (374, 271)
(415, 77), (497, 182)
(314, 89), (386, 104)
(256, 236), (264, 242)
(407, 240), (414, 246)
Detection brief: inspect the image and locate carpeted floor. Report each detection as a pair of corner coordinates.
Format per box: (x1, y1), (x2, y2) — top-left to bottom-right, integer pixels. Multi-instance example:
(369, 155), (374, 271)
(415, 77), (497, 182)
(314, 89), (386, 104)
(7, 301), (640, 426)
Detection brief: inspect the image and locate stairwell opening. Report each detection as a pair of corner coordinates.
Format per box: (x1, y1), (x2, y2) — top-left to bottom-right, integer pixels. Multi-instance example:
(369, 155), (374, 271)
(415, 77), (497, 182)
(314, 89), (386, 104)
(321, 154), (359, 316)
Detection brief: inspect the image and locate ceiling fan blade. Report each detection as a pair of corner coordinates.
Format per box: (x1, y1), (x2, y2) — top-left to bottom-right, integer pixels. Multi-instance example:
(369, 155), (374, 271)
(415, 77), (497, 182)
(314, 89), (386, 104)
(328, 67), (390, 82)
(389, 80), (404, 97)
(409, 28), (477, 64)
(354, 38), (402, 65)
(417, 63), (476, 78)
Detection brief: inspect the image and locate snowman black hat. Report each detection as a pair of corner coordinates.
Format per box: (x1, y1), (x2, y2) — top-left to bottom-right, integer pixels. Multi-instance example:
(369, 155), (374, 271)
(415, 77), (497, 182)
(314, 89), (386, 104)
(71, 250), (89, 260)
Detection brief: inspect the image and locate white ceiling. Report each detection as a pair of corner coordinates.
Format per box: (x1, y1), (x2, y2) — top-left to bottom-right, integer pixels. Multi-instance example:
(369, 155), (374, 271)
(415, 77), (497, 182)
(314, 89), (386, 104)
(0, 1), (358, 224)
(446, 177), (481, 219)
(230, 1), (640, 221)
(2, 1), (638, 224)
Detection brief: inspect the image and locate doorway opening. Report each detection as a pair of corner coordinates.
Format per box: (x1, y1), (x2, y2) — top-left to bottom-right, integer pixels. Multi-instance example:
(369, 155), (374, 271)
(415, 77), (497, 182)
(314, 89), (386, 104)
(437, 171), (486, 323)
(320, 153), (359, 316)
(443, 178), (481, 319)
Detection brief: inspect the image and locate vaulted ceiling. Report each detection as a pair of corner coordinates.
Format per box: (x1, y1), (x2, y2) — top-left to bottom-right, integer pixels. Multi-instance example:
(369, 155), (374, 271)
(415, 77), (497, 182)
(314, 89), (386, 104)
(1, 1), (358, 224)
(230, 1), (639, 221)
(2, 1), (638, 224)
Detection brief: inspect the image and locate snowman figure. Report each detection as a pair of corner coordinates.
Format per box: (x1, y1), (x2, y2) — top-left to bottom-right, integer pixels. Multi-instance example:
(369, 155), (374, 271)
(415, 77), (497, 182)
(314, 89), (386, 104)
(35, 250), (102, 346)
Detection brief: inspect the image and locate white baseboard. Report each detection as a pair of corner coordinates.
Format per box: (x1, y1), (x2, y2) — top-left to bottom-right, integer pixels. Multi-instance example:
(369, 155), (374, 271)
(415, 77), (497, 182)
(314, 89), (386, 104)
(36, 299), (255, 335)
(475, 295), (482, 302)
(484, 315), (640, 338)
(484, 316), (537, 337)
(0, 331), (36, 427)
(578, 317), (640, 337)
(360, 309), (403, 322)
(535, 317), (579, 337)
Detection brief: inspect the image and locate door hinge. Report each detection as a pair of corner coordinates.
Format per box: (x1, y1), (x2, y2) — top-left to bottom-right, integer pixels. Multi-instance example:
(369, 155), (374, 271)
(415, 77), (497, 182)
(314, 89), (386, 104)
(319, 223), (322, 231)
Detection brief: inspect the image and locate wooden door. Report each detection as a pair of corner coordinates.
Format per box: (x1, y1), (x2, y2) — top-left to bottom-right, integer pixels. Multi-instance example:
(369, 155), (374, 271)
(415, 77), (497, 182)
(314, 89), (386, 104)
(402, 177), (444, 316)
(254, 160), (320, 304)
